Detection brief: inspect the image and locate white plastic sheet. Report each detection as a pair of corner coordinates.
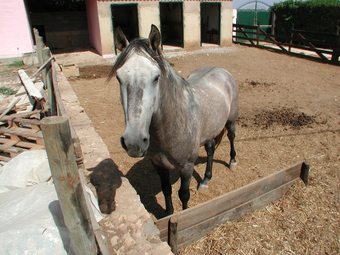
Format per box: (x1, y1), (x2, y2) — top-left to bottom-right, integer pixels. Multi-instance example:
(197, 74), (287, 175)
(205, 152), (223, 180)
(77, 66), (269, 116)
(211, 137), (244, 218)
(0, 150), (103, 254)
(0, 150), (51, 193)
(0, 183), (71, 255)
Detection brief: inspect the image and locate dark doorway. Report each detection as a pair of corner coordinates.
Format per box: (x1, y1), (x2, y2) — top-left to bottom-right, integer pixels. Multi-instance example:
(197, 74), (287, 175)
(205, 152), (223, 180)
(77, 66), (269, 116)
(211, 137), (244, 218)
(159, 2), (184, 47)
(201, 3), (221, 45)
(26, 0), (89, 50)
(111, 4), (139, 42)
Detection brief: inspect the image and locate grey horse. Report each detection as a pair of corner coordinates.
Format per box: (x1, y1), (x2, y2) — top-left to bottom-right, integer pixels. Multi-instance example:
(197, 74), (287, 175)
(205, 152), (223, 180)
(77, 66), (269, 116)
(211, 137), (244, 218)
(108, 25), (238, 215)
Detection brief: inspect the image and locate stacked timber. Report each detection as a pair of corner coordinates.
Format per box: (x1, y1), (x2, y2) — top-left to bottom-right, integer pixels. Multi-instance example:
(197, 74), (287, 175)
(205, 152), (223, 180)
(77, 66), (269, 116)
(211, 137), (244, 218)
(0, 69), (47, 164)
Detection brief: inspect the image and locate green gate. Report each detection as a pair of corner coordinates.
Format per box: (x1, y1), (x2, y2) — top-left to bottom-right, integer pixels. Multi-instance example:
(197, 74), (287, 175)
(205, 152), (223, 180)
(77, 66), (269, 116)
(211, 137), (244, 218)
(236, 10), (272, 42)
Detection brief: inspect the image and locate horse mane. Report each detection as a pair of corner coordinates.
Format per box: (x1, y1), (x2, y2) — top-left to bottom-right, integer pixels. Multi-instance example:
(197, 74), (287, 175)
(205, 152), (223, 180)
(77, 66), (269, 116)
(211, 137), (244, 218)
(107, 38), (166, 81)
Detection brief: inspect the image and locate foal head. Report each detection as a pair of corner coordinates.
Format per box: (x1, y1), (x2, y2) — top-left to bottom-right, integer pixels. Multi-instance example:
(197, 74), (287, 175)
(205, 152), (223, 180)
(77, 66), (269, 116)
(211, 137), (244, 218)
(109, 25), (164, 157)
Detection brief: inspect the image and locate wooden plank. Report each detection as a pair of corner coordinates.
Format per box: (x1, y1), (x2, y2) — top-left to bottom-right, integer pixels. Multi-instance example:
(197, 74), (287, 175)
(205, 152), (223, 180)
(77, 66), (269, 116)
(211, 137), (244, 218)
(41, 116), (98, 255)
(30, 56), (54, 81)
(178, 180), (296, 248)
(0, 140), (18, 150)
(18, 70), (43, 100)
(0, 110), (41, 121)
(0, 127), (43, 139)
(33, 28), (44, 67)
(0, 155), (11, 162)
(52, 61), (67, 117)
(296, 33), (329, 62)
(0, 138), (12, 144)
(236, 27), (256, 46)
(233, 24), (258, 30)
(15, 141), (44, 150)
(258, 28), (288, 52)
(9, 117), (41, 126)
(156, 162), (305, 241)
(6, 146), (25, 157)
(0, 137), (43, 150)
(0, 97), (20, 120)
(42, 48), (56, 115)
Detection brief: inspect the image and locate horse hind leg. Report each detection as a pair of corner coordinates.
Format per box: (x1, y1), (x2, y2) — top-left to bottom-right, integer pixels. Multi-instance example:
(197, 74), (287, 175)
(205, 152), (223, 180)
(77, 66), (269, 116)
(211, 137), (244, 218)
(198, 139), (216, 191)
(226, 120), (237, 170)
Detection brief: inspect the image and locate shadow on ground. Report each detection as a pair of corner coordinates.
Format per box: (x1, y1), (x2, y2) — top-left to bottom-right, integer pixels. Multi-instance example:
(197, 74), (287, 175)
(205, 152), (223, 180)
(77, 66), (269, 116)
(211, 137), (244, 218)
(125, 155), (230, 219)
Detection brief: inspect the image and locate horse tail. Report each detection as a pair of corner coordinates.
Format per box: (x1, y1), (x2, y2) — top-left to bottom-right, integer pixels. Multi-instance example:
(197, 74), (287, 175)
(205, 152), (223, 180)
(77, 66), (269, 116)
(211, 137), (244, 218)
(214, 127), (227, 149)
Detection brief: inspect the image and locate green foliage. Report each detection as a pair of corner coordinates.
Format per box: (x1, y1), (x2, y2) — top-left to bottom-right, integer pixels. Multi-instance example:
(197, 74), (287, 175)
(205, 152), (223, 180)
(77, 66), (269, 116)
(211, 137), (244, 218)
(0, 87), (16, 96)
(271, 0), (340, 46)
(273, 0), (340, 8)
(6, 60), (24, 68)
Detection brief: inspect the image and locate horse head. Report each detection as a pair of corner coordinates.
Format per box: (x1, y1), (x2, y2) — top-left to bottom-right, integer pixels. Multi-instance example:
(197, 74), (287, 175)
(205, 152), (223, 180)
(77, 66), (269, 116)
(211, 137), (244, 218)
(110, 25), (164, 157)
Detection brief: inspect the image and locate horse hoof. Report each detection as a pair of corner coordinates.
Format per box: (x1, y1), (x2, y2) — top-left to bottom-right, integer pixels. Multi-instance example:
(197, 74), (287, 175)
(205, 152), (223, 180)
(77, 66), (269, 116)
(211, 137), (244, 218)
(229, 161), (237, 170)
(198, 183), (209, 192)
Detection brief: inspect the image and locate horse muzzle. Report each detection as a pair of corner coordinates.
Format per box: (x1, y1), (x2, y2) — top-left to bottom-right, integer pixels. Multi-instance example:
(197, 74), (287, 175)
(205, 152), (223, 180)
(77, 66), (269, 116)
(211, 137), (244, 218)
(120, 135), (149, 158)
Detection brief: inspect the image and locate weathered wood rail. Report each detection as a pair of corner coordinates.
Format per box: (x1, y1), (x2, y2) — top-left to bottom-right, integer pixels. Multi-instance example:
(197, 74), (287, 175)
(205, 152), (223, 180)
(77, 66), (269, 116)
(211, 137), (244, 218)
(156, 161), (310, 254)
(233, 23), (339, 65)
(39, 40), (111, 254)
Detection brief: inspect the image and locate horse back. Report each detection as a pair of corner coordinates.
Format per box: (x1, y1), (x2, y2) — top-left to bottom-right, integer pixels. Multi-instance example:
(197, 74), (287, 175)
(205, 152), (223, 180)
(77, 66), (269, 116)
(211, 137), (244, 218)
(187, 67), (238, 144)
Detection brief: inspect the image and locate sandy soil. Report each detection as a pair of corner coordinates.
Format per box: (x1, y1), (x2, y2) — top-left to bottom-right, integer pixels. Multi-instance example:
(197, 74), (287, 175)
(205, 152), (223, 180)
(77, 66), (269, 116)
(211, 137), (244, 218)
(70, 45), (339, 255)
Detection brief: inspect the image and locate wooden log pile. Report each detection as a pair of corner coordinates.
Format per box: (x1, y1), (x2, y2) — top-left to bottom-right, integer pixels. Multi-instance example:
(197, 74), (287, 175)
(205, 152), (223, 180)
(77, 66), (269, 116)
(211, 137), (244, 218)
(0, 68), (48, 164)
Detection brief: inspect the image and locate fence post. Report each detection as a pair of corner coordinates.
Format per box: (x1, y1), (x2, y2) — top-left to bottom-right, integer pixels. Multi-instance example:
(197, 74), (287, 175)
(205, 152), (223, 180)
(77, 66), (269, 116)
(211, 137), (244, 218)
(256, 25), (260, 46)
(289, 23), (294, 52)
(42, 48), (57, 115)
(41, 116), (98, 255)
(271, 12), (276, 36)
(33, 28), (44, 67)
(331, 26), (340, 64)
(169, 215), (178, 254)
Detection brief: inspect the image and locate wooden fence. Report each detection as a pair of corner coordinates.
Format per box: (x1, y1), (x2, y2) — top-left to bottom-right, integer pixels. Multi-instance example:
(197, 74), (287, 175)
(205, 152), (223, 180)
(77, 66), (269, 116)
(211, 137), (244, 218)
(233, 24), (340, 65)
(156, 161), (310, 254)
(33, 29), (110, 255)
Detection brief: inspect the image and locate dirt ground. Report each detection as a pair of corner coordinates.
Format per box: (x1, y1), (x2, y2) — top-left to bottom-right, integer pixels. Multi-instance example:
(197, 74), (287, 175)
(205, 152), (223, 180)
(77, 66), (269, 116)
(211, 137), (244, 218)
(70, 45), (339, 255)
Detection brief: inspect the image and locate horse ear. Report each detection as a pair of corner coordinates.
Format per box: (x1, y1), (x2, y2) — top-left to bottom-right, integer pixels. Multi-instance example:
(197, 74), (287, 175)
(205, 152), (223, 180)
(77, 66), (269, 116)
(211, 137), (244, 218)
(115, 26), (129, 52)
(148, 24), (162, 53)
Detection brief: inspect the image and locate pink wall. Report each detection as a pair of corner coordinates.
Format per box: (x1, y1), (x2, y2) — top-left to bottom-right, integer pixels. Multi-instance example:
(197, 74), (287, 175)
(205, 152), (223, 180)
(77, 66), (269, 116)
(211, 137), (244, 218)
(86, 0), (102, 55)
(0, 0), (34, 58)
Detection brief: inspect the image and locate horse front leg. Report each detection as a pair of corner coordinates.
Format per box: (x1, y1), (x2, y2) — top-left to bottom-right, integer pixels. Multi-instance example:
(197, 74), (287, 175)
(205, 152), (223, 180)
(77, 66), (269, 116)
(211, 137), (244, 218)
(178, 163), (194, 210)
(198, 139), (216, 190)
(226, 121), (237, 169)
(153, 164), (174, 215)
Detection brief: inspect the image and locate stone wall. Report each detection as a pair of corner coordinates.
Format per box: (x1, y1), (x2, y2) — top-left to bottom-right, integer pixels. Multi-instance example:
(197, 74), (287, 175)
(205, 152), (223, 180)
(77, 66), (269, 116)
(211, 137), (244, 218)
(56, 64), (172, 254)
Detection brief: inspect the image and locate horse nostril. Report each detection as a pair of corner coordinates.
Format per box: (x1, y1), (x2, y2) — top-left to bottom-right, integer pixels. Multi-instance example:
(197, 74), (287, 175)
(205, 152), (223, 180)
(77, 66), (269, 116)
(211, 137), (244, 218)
(120, 137), (127, 150)
(142, 137), (149, 144)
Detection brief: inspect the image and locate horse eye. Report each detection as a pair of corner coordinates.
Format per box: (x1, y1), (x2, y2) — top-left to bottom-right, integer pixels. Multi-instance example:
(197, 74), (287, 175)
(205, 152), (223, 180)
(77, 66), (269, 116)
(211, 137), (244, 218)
(153, 75), (160, 84)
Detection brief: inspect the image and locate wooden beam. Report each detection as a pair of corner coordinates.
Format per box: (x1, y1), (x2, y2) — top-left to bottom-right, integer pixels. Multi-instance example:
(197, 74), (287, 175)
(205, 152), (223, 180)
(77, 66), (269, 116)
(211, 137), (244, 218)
(42, 48), (56, 115)
(41, 116), (98, 255)
(0, 127), (43, 139)
(237, 27), (256, 46)
(0, 97), (20, 120)
(18, 69), (43, 100)
(258, 28), (288, 52)
(30, 56), (54, 81)
(33, 28), (44, 67)
(0, 110), (41, 121)
(169, 216), (179, 254)
(156, 162), (309, 248)
(296, 33), (329, 62)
